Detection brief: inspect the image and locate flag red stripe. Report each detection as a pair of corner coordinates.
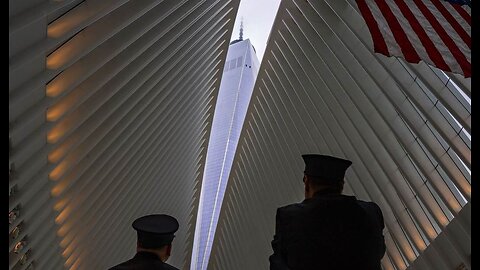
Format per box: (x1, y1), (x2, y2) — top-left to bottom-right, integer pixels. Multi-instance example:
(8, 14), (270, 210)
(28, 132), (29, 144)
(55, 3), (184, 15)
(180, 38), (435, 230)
(356, 0), (390, 56)
(394, 0), (451, 72)
(431, 0), (471, 49)
(375, 0), (420, 63)
(413, 0), (470, 77)
(452, 4), (471, 26)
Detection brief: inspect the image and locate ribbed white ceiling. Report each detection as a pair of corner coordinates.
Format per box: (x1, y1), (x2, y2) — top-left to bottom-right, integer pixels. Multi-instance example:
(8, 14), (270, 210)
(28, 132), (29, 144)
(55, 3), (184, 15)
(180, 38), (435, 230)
(209, 0), (470, 269)
(9, 0), (239, 269)
(9, 0), (471, 270)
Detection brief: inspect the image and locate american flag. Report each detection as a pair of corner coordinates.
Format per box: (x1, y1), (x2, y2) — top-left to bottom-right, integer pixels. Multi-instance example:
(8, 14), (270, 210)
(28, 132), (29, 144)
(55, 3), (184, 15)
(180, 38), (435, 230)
(356, 0), (471, 77)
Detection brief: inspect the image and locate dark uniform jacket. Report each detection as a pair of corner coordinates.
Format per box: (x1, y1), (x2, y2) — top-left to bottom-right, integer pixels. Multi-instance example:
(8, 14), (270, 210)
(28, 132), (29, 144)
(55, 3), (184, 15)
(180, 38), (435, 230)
(109, 251), (179, 270)
(269, 191), (386, 270)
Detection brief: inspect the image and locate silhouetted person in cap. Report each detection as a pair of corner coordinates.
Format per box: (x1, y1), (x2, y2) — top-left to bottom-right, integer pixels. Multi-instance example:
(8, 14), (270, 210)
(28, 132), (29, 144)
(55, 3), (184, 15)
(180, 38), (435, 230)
(269, 154), (386, 270)
(109, 214), (180, 270)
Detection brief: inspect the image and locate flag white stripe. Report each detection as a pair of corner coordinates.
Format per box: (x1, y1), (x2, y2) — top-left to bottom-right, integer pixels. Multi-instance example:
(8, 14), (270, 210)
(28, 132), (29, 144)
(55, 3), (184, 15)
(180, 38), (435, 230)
(384, 0), (433, 64)
(442, 2), (471, 32)
(424, 1), (470, 62)
(365, 0), (404, 58)
(461, 4), (471, 16)
(440, 1), (471, 32)
(402, 1), (460, 74)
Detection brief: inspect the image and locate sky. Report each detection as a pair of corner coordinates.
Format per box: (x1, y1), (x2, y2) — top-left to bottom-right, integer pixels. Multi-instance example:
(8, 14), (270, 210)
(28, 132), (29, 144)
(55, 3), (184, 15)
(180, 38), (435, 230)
(230, 0), (282, 62)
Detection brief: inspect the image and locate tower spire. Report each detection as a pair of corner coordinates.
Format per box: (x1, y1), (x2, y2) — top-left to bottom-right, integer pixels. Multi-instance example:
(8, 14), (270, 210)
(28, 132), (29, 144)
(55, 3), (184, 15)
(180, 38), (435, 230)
(239, 17), (244, 40)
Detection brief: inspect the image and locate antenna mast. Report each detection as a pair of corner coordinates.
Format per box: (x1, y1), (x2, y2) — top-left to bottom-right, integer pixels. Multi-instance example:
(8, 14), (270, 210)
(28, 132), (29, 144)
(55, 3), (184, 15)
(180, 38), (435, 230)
(239, 17), (244, 40)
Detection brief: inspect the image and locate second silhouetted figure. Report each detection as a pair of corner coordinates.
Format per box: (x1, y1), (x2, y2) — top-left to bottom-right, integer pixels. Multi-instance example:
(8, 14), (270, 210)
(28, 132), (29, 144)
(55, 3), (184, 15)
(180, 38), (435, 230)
(269, 154), (386, 270)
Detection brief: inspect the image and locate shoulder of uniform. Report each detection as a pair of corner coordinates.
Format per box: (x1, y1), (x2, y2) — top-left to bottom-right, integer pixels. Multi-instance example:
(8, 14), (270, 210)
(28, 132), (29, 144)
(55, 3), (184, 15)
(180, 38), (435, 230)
(358, 200), (381, 210)
(162, 263), (180, 270)
(357, 200), (384, 223)
(278, 203), (303, 214)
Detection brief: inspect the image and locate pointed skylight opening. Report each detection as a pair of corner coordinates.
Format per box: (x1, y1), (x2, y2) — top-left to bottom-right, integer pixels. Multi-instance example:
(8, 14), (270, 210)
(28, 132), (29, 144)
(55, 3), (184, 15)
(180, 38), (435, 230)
(191, 1), (281, 268)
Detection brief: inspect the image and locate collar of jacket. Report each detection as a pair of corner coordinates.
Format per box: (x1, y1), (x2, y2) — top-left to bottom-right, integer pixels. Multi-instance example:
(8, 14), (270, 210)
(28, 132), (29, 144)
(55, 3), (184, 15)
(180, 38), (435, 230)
(312, 188), (342, 197)
(134, 251), (162, 261)
(301, 189), (343, 204)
